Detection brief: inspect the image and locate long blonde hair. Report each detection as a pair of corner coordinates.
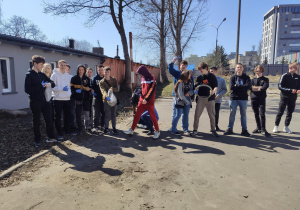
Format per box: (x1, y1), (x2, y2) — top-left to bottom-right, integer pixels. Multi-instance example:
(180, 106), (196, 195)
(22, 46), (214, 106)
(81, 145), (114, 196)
(41, 63), (52, 77)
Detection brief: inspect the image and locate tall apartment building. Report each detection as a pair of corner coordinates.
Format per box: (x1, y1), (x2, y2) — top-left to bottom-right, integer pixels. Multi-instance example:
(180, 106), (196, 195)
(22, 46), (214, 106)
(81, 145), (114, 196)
(261, 4), (300, 64)
(185, 54), (206, 68)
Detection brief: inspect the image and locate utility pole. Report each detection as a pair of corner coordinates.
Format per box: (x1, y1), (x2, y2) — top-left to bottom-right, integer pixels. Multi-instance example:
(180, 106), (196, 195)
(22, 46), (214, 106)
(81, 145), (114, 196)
(210, 18), (226, 66)
(235, 0), (241, 65)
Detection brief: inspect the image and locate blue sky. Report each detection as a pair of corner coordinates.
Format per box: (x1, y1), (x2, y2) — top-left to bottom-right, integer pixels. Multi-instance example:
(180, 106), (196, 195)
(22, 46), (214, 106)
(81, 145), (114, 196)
(1, 0), (300, 64)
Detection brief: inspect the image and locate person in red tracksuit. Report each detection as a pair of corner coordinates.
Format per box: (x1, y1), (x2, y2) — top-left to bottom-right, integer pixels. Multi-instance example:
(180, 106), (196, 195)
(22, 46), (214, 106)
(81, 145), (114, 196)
(124, 65), (160, 140)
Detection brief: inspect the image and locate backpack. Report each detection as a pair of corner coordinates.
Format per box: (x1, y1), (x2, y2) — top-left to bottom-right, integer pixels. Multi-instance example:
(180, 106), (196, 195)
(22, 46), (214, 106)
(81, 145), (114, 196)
(131, 88), (141, 106)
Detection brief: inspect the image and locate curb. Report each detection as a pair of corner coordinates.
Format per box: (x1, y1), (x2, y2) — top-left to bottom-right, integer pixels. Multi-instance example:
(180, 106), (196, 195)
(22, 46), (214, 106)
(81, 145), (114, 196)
(0, 148), (53, 180)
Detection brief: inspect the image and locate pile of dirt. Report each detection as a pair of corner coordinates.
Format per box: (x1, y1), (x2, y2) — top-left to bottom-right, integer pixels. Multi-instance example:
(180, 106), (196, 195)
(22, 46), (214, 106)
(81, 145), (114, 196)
(0, 89), (133, 175)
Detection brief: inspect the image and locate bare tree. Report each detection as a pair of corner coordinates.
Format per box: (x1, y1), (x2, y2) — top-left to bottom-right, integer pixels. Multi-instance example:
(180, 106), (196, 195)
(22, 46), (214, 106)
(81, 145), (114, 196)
(0, 15), (47, 41)
(56, 36), (94, 52)
(134, 0), (169, 83)
(43, 0), (140, 90)
(168, 0), (208, 62)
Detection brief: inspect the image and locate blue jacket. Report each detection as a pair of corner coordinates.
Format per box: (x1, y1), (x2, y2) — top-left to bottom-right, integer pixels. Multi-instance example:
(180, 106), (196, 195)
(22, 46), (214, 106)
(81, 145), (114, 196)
(215, 76), (227, 103)
(168, 62), (194, 97)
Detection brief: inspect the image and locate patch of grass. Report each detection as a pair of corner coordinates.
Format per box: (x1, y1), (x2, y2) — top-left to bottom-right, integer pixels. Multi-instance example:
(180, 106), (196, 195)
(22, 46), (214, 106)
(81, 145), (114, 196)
(156, 81), (173, 98)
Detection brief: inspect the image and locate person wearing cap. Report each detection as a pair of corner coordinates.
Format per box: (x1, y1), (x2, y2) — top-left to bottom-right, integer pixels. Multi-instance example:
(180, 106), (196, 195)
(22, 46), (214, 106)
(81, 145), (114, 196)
(124, 65), (160, 139)
(99, 66), (118, 134)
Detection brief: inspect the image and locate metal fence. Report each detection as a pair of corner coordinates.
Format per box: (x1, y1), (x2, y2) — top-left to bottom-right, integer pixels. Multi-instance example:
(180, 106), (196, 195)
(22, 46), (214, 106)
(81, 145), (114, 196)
(263, 64), (289, 76)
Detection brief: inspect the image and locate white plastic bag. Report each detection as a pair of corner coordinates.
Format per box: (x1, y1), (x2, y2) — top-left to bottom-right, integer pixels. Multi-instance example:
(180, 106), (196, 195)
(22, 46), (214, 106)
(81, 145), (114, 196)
(44, 86), (52, 102)
(107, 89), (117, 107)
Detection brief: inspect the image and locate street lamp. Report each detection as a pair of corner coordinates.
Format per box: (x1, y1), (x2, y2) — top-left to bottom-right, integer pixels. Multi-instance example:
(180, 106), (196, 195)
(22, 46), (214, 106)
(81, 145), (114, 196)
(210, 18), (226, 65)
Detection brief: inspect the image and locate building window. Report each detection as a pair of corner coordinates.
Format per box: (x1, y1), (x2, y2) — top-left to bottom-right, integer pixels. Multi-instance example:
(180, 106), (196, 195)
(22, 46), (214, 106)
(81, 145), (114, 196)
(51, 61), (57, 70)
(0, 58), (12, 93)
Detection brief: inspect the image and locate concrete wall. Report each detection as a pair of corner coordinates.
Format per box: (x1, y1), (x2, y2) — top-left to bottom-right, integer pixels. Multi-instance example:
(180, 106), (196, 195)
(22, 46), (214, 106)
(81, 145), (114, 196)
(0, 42), (102, 110)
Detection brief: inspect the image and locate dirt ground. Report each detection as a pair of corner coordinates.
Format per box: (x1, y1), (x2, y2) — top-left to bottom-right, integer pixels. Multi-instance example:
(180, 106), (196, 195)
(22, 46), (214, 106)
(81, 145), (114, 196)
(0, 96), (300, 210)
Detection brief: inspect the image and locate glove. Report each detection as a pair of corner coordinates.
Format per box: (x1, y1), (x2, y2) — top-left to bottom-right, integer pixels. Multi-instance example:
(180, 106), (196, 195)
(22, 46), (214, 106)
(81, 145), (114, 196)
(63, 86), (68, 91)
(76, 89), (82, 93)
(92, 92), (97, 96)
(194, 90), (198, 95)
(106, 96), (111, 101)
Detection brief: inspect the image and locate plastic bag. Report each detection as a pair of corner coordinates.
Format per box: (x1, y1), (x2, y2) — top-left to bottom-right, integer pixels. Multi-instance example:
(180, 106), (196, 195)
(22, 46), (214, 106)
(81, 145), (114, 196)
(44, 86), (52, 102)
(107, 89), (117, 107)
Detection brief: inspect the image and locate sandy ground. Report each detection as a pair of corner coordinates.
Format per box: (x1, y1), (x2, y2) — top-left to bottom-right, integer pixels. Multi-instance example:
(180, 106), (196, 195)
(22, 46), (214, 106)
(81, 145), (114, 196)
(0, 97), (300, 210)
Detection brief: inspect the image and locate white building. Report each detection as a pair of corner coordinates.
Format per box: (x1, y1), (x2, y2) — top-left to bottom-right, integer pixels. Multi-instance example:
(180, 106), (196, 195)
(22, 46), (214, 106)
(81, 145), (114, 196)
(261, 4), (300, 64)
(0, 34), (106, 110)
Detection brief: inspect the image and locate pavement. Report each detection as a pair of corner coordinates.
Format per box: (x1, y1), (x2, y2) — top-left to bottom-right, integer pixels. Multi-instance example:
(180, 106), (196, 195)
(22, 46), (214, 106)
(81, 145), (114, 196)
(0, 97), (299, 210)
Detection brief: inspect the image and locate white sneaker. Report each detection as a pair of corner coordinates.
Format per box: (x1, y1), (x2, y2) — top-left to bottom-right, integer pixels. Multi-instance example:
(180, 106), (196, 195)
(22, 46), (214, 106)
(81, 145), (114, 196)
(283, 126), (292, 134)
(273, 126), (278, 133)
(167, 127), (172, 132)
(124, 128), (134, 135)
(92, 128), (98, 133)
(153, 130), (160, 140)
(183, 131), (190, 135)
(137, 124), (147, 129)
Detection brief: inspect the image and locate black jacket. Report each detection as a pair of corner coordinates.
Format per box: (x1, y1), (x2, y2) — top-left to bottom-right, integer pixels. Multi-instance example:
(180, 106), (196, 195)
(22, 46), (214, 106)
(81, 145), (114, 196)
(91, 74), (104, 99)
(195, 72), (218, 101)
(229, 73), (251, 100)
(71, 75), (91, 101)
(24, 69), (55, 101)
(250, 76), (269, 101)
(278, 72), (300, 99)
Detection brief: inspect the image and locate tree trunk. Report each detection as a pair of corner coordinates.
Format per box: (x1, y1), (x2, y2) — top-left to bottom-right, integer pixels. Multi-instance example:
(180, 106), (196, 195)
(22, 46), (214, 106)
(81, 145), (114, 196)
(109, 0), (131, 90)
(120, 30), (131, 90)
(160, 0), (168, 83)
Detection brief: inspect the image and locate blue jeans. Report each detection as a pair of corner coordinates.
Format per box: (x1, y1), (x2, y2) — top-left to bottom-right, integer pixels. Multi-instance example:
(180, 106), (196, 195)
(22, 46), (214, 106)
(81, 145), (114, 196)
(138, 109), (159, 131)
(228, 100), (248, 130)
(171, 98), (191, 132)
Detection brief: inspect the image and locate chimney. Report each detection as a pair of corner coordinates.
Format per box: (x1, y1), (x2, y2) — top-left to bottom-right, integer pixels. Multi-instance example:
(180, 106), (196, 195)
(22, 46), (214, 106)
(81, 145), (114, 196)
(69, 39), (74, 49)
(92, 47), (104, 55)
(114, 45), (120, 59)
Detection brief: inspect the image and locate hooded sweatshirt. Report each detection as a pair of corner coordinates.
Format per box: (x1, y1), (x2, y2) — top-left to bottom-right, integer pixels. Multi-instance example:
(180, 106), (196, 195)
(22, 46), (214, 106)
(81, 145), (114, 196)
(70, 66), (91, 101)
(137, 65), (156, 105)
(51, 68), (72, 100)
(229, 73), (251, 100)
(91, 72), (104, 99)
(24, 69), (55, 101)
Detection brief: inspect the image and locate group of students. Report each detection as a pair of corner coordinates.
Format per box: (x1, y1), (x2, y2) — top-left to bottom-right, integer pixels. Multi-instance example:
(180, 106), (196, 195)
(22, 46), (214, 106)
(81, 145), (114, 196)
(25, 55), (119, 147)
(168, 58), (300, 138)
(25, 54), (300, 147)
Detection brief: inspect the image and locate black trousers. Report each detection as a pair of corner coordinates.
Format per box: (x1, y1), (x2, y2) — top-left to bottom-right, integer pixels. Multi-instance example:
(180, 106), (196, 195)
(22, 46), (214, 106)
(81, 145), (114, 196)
(75, 99), (90, 132)
(215, 103), (221, 127)
(30, 100), (55, 143)
(53, 100), (71, 136)
(92, 97), (105, 128)
(275, 97), (296, 126)
(251, 99), (266, 130)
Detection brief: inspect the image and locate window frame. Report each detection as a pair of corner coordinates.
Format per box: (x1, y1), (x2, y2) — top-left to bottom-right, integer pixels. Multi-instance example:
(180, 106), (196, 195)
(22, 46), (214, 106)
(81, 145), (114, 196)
(0, 57), (12, 93)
